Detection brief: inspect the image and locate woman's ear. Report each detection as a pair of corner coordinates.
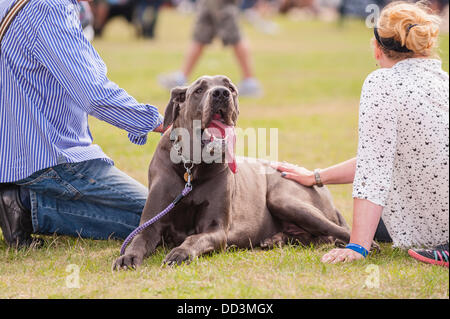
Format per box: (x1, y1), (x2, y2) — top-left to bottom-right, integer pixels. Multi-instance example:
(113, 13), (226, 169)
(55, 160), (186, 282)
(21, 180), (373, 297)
(163, 86), (188, 130)
(373, 40), (383, 62)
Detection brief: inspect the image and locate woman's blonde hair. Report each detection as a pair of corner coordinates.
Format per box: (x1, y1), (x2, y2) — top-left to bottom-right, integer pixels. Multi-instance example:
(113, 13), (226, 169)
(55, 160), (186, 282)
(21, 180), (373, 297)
(376, 1), (441, 60)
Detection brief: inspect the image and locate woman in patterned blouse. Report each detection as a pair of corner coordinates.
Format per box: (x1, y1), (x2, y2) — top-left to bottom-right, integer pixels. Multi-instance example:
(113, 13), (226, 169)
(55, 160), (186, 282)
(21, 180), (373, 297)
(273, 1), (449, 267)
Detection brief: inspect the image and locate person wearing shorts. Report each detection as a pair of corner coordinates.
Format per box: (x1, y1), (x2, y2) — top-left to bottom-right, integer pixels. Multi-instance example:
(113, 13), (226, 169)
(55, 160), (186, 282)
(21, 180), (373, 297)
(193, 0), (242, 46)
(159, 0), (262, 97)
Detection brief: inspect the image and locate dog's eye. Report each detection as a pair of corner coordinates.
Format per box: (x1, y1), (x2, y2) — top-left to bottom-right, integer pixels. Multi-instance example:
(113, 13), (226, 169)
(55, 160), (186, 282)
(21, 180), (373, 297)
(195, 88), (203, 94)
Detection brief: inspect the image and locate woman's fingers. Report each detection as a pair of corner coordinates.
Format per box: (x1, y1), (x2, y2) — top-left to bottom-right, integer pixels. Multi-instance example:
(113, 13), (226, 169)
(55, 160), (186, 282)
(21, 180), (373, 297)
(270, 162), (299, 174)
(271, 162), (309, 176)
(321, 248), (364, 264)
(270, 162), (315, 186)
(321, 248), (340, 263)
(330, 252), (349, 264)
(280, 172), (303, 184)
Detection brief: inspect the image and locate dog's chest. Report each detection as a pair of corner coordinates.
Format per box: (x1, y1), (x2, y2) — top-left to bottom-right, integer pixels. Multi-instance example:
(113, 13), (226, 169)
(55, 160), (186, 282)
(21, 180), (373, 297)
(161, 203), (206, 246)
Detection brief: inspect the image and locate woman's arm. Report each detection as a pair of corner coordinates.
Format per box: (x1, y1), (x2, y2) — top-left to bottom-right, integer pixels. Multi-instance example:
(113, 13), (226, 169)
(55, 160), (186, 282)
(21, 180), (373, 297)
(271, 157), (356, 187)
(323, 70), (397, 263)
(317, 158), (356, 185)
(350, 199), (382, 250)
(321, 198), (382, 263)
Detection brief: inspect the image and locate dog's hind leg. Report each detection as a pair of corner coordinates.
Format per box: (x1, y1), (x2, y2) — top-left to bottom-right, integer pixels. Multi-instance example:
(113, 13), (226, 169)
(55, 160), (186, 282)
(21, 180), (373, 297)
(260, 232), (289, 249)
(267, 192), (351, 245)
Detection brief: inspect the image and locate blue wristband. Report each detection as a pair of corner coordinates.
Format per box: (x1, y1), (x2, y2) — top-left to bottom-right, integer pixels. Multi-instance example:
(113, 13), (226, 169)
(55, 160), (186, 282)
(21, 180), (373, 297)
(345, 243), (369, 258)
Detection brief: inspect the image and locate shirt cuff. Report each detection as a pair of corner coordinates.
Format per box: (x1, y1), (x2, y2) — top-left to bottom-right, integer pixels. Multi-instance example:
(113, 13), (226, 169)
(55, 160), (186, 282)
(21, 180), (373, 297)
(352, 185), (388, 207)
(127, 113), (164, 145)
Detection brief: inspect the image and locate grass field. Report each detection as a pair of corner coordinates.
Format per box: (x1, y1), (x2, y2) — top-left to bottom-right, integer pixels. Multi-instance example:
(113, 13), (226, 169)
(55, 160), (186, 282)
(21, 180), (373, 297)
(0, 10), (449, 299)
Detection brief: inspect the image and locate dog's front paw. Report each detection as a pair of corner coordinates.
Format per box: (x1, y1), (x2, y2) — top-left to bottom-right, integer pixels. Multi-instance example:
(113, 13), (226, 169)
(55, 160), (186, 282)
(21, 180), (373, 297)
(163, 247), (194, 267)
(112, 253), (143, 271)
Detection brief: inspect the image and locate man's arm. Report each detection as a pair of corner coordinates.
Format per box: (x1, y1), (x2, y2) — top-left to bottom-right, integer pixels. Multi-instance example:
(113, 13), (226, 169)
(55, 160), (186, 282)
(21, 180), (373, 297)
(33, 2), (162, 145)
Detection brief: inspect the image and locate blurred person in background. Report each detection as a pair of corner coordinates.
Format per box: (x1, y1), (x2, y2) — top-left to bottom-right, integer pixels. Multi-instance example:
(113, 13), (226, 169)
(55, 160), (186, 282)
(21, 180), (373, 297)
(273, 1), (449, 267)
(134, 0), (165, 38)
(279, 0), (320, 15)
(90, 0), (165, 38)
(79, 1), (95, 41)
(339, 0), (388, 23)
(429, 0), (449, 12)
(158, 0), (263, 97)
(338, 0), (449, 22)
(91, 0), (134, 36)
(241, 0), (279, 35)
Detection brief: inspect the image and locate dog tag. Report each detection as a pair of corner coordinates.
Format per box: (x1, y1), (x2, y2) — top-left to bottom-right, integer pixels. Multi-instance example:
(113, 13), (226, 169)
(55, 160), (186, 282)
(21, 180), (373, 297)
(184, 173), (193, 183)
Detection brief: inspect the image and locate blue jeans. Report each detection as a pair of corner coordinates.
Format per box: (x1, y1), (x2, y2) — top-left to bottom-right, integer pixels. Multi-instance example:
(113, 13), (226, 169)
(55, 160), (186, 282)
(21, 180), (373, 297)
(14, 159), (147, 240)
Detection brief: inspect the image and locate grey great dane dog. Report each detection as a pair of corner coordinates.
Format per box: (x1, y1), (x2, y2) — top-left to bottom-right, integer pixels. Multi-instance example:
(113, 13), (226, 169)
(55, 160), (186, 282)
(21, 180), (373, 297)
(113, 75), (351, 269)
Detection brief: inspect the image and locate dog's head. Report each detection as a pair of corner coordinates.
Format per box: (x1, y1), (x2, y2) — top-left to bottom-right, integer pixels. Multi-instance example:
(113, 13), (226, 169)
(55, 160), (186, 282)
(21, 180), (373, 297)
(163, 75), (239, 131)
(163, 75), (240, 173)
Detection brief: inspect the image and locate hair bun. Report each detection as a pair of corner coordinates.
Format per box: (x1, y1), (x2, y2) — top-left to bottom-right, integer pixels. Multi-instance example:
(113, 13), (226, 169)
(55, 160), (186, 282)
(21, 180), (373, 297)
(405, 21), (440, 54)
(378, 1), (441, 57)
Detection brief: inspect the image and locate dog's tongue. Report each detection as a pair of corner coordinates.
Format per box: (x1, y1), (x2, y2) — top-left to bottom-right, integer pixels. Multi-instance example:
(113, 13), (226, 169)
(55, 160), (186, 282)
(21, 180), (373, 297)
(207, 116), (237, 174)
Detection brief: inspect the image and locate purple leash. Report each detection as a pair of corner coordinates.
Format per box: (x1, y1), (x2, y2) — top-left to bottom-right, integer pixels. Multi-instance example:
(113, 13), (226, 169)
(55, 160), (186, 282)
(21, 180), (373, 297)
(120, 185), (192, 256)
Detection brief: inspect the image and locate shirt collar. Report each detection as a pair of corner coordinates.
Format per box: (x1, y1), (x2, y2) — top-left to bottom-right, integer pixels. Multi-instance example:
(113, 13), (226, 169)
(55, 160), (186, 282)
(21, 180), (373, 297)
(394, 58), (443, 71)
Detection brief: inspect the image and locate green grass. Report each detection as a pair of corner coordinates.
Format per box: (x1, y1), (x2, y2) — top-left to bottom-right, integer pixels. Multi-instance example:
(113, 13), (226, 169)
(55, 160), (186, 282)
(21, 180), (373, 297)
(0, 10), (448, 299)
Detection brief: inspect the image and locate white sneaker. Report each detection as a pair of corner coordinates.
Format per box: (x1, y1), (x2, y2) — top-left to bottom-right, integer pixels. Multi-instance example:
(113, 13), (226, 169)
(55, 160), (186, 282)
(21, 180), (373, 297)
(238, 78), (263, 98)
(158, 71), (187, 90)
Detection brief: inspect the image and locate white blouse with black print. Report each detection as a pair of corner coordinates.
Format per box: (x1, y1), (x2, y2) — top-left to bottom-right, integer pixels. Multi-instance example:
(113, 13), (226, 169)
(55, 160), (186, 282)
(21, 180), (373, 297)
(353, 58), (449, 249)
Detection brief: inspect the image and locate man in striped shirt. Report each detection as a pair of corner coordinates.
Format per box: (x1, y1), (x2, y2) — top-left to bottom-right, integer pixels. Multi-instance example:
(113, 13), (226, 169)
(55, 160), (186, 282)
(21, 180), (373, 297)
(0, 0), (164, 247)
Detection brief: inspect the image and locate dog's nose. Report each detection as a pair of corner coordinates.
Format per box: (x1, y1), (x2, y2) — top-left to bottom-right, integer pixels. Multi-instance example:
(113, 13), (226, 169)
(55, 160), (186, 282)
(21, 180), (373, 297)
(212, 87), (230, 101)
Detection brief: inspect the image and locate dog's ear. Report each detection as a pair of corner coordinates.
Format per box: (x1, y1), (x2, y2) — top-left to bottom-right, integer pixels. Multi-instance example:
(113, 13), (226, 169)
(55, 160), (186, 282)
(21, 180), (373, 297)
(163, 86), (188, 130)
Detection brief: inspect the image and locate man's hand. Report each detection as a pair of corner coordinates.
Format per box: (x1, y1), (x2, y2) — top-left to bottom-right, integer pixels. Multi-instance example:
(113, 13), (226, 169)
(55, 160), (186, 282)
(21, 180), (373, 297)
(321, 248), (364, 264)
(153, 124), (165, 134)
(270, 162), (316, 187)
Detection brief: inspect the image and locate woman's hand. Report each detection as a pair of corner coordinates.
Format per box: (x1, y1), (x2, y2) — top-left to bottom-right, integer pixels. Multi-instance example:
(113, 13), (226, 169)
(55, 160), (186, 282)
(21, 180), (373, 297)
(270, 162), (316, 187)
(321, 248), (364, 264)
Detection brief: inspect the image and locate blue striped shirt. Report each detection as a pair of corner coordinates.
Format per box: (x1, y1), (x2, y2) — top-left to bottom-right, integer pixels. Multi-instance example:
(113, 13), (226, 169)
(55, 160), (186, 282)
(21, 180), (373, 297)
(0, 0), (163, 183)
